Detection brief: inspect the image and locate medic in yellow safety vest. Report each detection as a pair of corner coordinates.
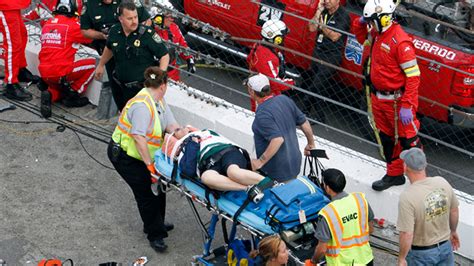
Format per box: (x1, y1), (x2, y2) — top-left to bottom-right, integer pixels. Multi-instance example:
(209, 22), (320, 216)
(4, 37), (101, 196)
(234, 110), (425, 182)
(111, 88), (163, 161)
(306, 169), (374, 266)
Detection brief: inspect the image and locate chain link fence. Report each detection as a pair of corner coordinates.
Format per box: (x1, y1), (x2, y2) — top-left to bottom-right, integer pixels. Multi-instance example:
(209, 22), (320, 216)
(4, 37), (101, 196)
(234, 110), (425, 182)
(23, 0), (473, 198)
(147, 0), (473, 197)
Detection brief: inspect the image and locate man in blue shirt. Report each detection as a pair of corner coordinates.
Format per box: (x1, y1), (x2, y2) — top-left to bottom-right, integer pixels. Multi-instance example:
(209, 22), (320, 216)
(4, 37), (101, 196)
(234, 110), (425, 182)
(247, 73), (316, 182)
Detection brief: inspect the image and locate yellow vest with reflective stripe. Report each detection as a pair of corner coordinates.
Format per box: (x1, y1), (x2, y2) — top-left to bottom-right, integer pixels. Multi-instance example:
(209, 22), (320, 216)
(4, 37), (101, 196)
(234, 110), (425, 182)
(111, 88), (163, 161)
(319, 192), (374, 266)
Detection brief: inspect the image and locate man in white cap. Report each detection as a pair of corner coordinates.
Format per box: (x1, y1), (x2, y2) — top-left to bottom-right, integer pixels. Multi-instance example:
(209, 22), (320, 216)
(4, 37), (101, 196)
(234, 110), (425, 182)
(246, 73), (315, 182)
(397, 147), (460, 266)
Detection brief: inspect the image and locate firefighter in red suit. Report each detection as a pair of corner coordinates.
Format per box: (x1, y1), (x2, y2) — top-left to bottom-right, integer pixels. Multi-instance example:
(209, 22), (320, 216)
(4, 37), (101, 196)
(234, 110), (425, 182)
(354, 0), (422, 191)
(247, 19), (295, 112)
(23, 0), (83, 26)
(151, 7), (195, 81)
(0, 0), (40, 101)
(37, 0), (94, 118)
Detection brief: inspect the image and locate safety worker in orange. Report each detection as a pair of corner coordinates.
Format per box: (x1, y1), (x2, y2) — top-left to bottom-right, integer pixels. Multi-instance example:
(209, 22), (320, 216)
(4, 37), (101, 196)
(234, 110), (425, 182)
(306, 169), (374, 266)
(0, 0), (40, 101)
(108, 67), (179, 253)
(150, 5), (195, 81)
(247, 19), (295, 112)
(37, 0), (95, 118)
(353, 0), (422, 191)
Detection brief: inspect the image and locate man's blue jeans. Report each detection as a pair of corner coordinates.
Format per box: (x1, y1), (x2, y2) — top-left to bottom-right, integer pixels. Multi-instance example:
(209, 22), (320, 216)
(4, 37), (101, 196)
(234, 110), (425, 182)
(407, 240), (454, 266)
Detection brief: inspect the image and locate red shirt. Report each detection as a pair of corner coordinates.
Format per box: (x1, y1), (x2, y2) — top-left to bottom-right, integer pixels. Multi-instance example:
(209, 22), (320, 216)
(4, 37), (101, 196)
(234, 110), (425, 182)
(0, 0), (30, 10)
(353, 22), (420, 108)
(247, 44), (294, 94)
(155, 22), (192, 62)
(38, 15), (92, 78)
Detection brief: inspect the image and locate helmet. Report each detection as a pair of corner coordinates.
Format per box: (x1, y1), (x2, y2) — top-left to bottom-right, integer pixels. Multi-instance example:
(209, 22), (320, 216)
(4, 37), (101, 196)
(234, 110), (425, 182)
(261, 19), (289, 45)
(55, 0), (77, 16)
(150, 0), (175, 28)
(363, 0), (397, 32)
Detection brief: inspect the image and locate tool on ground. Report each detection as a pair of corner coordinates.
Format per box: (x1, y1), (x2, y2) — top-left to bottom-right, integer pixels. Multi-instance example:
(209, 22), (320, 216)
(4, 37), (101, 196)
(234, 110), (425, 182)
(0, 104), (16, 113)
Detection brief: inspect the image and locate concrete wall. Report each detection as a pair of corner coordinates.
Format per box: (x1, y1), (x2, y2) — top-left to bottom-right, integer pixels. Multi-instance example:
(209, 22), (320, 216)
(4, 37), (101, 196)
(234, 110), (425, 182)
(165, 84), (474, 260)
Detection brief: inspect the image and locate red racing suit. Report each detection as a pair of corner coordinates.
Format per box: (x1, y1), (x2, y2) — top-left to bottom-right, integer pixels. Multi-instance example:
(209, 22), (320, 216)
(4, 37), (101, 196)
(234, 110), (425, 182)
(0, 0), (31, 85)
(39, 15), (94, 102)
(247, 44), (295, 111)
(354, 21), (421, 176)
(155, 22), (192, 81)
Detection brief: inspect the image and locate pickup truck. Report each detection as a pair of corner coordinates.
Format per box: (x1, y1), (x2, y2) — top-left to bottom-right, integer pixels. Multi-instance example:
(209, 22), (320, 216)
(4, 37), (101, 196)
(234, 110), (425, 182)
(168, 0), (474, 138)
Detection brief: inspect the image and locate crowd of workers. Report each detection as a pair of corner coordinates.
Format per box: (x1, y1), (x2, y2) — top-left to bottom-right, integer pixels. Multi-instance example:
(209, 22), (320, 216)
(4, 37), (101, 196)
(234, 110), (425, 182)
(0, 0), (462, 265)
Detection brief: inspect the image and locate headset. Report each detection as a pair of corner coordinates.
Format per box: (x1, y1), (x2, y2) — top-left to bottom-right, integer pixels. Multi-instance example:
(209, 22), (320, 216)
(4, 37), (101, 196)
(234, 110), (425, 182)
(379, 14), (392, 27)
(153, 14), (165, 28)
(273, 35), (283, 45)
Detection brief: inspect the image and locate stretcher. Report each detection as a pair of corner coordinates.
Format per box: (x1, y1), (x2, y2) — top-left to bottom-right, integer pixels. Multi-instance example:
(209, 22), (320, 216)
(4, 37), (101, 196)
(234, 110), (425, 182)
(152, 138), (329, 265)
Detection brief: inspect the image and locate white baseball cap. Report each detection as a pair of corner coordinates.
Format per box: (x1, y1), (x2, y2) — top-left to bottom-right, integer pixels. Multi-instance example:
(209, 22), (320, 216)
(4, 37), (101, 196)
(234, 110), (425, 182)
(244, 73), (270, 92)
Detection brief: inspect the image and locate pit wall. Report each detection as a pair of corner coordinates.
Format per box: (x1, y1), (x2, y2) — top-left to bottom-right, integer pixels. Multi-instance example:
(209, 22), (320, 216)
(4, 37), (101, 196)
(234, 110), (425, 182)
(23, 29), (473, 260)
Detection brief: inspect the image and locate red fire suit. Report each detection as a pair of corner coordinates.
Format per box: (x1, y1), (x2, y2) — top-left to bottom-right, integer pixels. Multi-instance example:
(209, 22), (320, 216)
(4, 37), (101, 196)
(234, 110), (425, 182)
(247, 44), (295, 111)
(354, 21), (421, 176)
(24, 0), (84, 25)
(38, 15), (94, 102)
(0, 0), (30, 84)
(155, 22), (192, 81)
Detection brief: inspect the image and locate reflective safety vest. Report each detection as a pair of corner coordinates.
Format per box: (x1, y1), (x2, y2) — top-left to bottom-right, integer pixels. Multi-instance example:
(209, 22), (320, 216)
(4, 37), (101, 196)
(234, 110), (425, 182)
(319, 192), (374, 266)
(111, 88), (163, 161)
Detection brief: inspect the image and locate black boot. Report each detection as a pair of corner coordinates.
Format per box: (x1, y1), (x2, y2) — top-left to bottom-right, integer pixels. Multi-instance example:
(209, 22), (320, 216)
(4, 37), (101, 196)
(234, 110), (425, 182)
(4, 83), (32, 101)
(37, 78), (49, 92)
(149, 238), (167, 252)
(18, 68), (40, 84)
(62, 90), (89, 107)
(372, 174), (405, 191)
(40, 91), (52, 118)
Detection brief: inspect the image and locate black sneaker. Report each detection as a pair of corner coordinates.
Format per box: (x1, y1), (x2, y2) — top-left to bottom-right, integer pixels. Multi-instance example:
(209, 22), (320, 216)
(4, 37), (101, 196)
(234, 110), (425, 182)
(40, 91), (52, 118)
(4, 83), (32, 101)
(18, 68), (40, 84)
(372, 175), (405, 191)
(62, 91), (89, 107)
(149, 238), (167, 252)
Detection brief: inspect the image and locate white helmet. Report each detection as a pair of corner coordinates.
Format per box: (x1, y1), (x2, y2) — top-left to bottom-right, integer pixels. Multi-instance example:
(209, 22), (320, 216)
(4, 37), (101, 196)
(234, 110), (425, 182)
(261, 19), (289, 44)
(363, 0), (397, 32)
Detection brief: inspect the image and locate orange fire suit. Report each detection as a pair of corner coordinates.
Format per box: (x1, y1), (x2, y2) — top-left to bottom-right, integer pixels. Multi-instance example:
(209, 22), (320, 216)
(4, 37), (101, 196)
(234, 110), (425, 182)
(353, 21), (422, 177)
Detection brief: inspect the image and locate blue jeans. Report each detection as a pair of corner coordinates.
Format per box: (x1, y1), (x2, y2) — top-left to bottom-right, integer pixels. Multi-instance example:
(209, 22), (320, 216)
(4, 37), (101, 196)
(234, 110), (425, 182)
(407, 240), (454, 266)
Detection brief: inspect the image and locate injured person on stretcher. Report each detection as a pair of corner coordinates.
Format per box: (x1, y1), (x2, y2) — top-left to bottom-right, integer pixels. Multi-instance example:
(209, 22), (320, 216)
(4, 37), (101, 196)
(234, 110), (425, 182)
(165, 126), (275, 203)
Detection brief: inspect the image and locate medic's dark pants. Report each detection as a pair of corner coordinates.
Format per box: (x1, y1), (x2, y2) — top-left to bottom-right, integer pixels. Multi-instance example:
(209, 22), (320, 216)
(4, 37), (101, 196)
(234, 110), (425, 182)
(372, 95), (421, 176)
(107, 141), (168, 241)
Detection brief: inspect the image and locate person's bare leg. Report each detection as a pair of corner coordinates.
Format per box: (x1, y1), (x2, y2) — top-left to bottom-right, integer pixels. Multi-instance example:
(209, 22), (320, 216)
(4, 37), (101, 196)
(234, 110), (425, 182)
(226, 165), (265, 186)
(200, 169), (247, 191)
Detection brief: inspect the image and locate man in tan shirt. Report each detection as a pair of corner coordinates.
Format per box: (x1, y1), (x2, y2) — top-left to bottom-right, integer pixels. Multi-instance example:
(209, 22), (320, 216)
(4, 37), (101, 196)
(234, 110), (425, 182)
(397, 148), (460, 266)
